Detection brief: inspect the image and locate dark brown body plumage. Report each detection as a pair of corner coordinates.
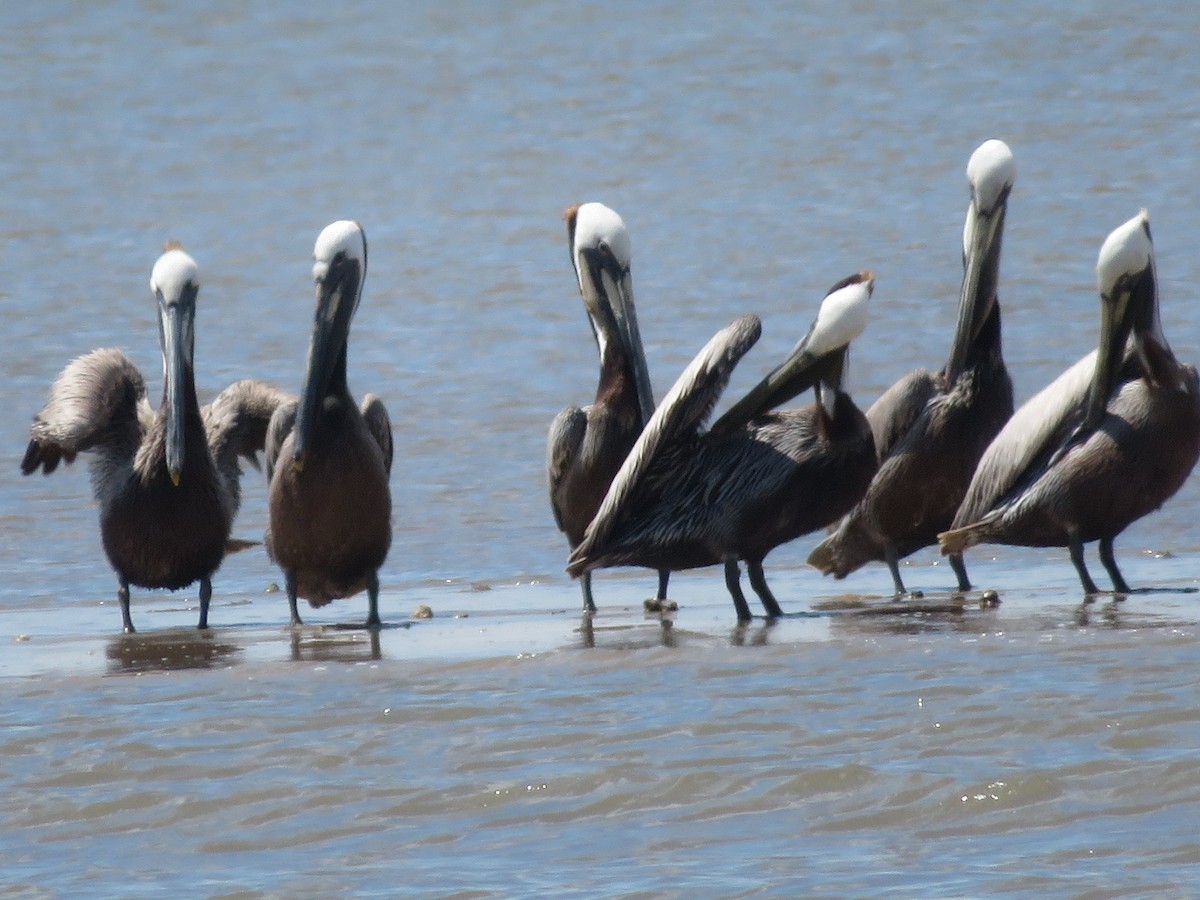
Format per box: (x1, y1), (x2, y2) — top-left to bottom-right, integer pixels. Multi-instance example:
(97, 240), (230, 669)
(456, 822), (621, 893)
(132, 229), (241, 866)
(941, 353), (1200, 589)
(581, 400), (876, 576)
(976, 369), (1199, 547)
(267, 393), (392, 607)
(808, 309), (1011, 576)
(98, 376), (229, 592)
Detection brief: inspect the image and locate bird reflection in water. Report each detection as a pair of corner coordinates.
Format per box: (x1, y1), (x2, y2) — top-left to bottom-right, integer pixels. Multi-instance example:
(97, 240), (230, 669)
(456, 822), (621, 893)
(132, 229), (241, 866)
(289, 626), (383, 663)
(106, 629), (241, 675)
(1074, 600), (1125, 629)
(576, 611), (678, 650)
(730, 619), (779, 647)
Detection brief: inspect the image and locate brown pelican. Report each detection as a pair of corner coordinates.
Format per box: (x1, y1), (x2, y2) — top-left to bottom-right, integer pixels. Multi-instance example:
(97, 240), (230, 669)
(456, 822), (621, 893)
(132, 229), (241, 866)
(547, 202), (668, 613)
(21, 244), (292, 633)
(808, 140), (1016, 595)
(568, 272), (877, 621)
(939, 211), (1200, 594)
(265, 220), (392, 628)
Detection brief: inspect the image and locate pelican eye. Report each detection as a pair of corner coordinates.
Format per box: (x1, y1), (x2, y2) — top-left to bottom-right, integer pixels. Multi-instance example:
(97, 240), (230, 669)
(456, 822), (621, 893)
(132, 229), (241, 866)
(596, 242), (628, 275)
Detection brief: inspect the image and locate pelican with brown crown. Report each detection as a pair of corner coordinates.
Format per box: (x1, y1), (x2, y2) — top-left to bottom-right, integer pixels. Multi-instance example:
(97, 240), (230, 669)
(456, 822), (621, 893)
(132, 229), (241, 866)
(548, 202), (669, 613)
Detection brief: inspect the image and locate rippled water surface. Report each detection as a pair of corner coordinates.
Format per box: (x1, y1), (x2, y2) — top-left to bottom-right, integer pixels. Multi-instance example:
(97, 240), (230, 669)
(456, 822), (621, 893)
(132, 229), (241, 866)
(5, 1), (1200, 895)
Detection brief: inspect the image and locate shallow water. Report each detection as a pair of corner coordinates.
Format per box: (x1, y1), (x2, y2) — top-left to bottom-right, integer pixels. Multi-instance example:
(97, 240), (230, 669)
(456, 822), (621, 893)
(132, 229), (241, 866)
(4, 1), (1200, 895)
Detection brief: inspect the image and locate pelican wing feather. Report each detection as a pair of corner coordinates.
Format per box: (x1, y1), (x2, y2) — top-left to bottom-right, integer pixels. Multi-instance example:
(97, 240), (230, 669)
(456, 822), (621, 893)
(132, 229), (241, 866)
(546, 405), (587, 532)
(22, 348), (148, 476)
(264, 399), (298, 483)
(361, 394), (393, 475)
(569, 314), (761, 573)
(952, 350), (1095, 529)
(865, 369), (941, 460)
(204, 379), (295, 477)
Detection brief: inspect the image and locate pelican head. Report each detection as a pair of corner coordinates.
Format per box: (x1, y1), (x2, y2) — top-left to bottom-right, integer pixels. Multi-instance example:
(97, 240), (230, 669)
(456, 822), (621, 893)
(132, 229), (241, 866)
(1090, 210), (1159, 425)
(716, 272), (873, 428)
(565, 202), (654, 423)
(150, 242), (199, 486)
(947, 139), (1016, 384)
(294, 220), (367, 471)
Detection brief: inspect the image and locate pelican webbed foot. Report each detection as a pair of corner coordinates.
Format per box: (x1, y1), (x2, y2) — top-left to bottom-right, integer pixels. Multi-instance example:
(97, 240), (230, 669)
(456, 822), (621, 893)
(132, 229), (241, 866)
(644, 597), (678, 613)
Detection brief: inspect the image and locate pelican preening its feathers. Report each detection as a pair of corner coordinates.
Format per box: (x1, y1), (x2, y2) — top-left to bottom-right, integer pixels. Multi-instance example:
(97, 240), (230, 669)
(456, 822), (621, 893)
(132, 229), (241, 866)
(939, 212), (1200, 595)
(265, 220), (393, 628)
(808, 139), (1017, 596)
(568, 272), (877, 621)
(548, 202), (670, 613)
(21, 245), (291, 633)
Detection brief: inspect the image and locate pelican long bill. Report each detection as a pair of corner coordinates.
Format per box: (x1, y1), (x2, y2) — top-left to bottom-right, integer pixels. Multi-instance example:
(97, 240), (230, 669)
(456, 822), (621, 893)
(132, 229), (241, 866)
(293, 250), (356, 471)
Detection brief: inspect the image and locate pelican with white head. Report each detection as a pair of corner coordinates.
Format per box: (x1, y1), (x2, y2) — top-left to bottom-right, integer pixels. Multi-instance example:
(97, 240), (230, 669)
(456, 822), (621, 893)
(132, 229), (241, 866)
(266, 219), (392, 629)
(712, 271), (873, 431)
(294, 219), (367, 471)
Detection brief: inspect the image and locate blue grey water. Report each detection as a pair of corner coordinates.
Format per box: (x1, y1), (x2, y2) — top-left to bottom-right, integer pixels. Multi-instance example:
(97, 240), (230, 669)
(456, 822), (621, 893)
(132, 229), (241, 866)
(4, 1), (1200, 895)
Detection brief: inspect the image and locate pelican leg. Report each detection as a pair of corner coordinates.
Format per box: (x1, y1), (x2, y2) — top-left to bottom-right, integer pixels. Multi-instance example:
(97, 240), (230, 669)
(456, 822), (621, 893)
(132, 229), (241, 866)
(1098, 537), (1131, 594)
(656, 569), (670, 602)
(746, 560), (784, 618)
(580, 572), (597, 615)
(197, 576), (212, 630)
(365, 571), (382, 629)
(724, 559), (753, 622)
(118, 577), (135, 634)
(884, 544), (908, 596)
(286, 571), (304, 626)
(1068, 528), (1100, 595)
(948, 553), (971, 592)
